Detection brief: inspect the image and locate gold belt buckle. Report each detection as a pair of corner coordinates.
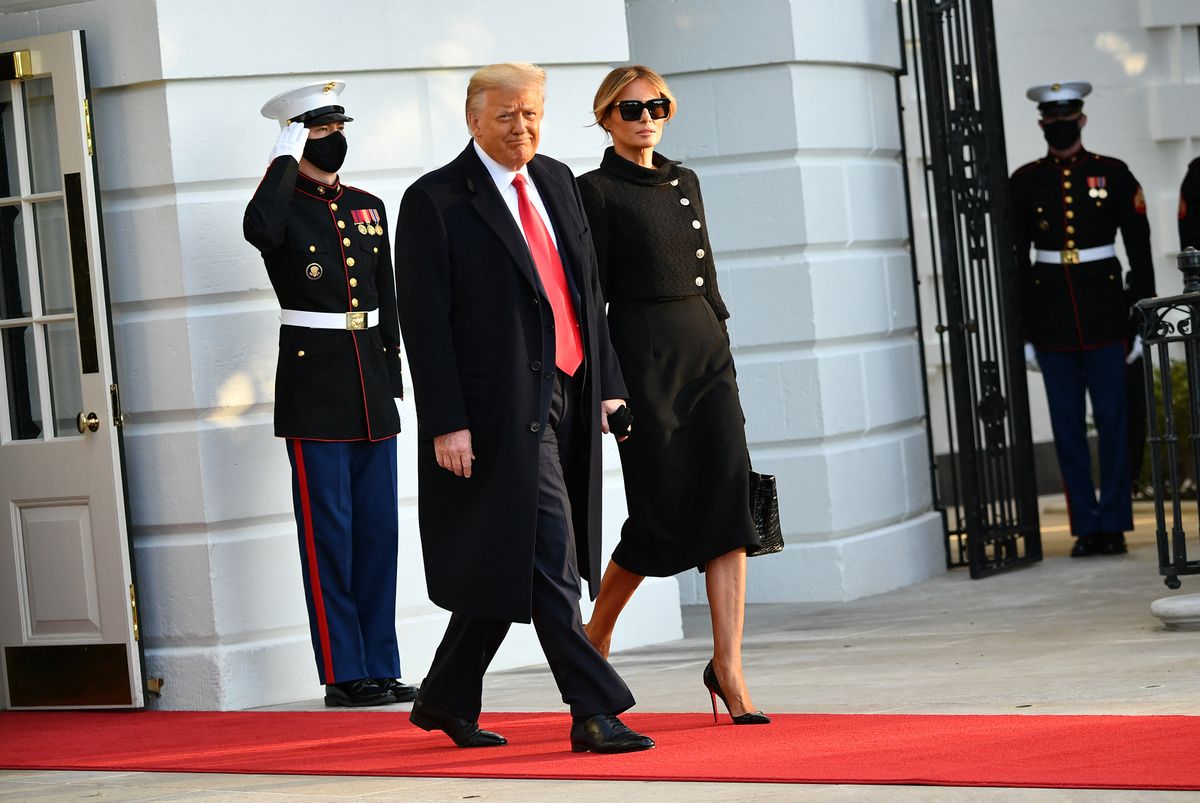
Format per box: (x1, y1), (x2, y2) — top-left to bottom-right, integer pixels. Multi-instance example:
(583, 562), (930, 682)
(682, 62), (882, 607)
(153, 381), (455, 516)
(1061, 248), (1080, 265)
(346, 312), (367, 330)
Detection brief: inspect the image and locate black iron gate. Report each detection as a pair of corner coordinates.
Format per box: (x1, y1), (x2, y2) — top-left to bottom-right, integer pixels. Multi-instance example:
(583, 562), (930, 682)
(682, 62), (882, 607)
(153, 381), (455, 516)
(905, 0), (1042, 577)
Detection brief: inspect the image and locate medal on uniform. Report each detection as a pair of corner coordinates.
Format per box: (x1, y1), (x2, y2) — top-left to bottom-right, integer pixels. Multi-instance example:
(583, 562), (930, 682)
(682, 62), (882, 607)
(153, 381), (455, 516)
(1088, 176), (1107, 200)
(368, 208), (382, 236)
(350, 209), (368, 235)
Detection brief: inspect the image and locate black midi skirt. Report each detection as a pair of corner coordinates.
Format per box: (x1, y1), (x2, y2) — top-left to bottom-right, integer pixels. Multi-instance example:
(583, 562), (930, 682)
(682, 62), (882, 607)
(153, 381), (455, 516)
(607, 295), (760, 577)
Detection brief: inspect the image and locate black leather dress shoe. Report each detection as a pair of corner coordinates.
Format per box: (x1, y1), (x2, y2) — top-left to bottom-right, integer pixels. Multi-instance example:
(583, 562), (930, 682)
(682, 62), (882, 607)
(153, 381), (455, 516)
(1070, 534), (1100, 557)
(409, 698), (507, 747)
(374, 678), (420, 703)
(324, 678), (393, 708)
(570, 714), (655, 754)
(1098, 531), (1128, 555)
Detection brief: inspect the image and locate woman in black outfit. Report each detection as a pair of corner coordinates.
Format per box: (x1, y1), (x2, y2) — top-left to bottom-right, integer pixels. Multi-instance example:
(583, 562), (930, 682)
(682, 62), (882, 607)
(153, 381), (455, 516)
(578, 66), (768, 725)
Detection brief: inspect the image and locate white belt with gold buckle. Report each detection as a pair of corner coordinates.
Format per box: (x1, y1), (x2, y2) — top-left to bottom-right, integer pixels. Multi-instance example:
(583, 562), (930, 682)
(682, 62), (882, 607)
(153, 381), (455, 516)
(1033, 244), (1117, 265)
(280, 309), (379, 330)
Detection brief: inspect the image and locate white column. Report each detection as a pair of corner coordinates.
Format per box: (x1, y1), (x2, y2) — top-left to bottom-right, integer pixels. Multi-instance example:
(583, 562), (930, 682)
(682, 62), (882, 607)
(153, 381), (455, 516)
(627, 0), (945, 603)
(2, 0), (680, 709)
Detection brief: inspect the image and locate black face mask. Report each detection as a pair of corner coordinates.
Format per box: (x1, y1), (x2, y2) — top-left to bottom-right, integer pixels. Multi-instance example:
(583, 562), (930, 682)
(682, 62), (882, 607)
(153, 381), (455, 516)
(303, 130), (347, 173)
(1042, 119), (1080, 151)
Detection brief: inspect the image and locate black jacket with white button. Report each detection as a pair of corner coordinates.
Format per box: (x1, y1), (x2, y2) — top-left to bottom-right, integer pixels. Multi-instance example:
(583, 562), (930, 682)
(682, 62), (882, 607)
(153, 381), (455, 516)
(243, 157), (402, 441)
(578, 147), (729, 320)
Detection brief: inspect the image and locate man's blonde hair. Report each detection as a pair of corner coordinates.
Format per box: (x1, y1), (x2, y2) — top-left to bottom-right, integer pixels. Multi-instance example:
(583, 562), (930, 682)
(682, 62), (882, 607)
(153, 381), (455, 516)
(465, 62), (547, 120)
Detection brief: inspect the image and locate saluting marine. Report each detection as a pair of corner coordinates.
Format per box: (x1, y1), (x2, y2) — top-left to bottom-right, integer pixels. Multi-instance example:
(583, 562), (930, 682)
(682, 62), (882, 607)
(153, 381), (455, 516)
(1180, 156), (1200, 250)
(243, 81), (417, 707)
(1011, 81), (1156, 558)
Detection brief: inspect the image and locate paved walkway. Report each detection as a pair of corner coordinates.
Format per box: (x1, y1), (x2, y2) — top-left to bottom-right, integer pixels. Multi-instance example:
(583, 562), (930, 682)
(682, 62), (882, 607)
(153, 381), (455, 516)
(5, 503), (1200, 800)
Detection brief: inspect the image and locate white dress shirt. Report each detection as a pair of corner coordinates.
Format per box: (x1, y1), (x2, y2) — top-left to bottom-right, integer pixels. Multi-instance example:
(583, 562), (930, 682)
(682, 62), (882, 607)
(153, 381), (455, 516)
(472, 139), (559, 250)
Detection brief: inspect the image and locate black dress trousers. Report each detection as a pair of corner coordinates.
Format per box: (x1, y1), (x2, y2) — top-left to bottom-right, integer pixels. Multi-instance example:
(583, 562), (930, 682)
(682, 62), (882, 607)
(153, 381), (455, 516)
(418, 371), (634, 722)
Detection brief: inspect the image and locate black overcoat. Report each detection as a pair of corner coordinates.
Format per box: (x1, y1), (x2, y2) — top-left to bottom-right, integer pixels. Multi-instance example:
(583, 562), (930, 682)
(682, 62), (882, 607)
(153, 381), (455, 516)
(394, 142), (627, 623)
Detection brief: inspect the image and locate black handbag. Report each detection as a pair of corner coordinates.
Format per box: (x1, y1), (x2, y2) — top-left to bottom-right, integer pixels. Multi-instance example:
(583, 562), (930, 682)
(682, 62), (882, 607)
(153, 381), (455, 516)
(747, 466), (784, 557)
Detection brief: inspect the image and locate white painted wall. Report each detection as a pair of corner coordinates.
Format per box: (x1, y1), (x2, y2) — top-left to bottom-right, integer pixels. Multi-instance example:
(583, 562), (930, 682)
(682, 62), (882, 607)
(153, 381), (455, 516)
(625, 0), (945, 605)
(0, 0), (683, 711)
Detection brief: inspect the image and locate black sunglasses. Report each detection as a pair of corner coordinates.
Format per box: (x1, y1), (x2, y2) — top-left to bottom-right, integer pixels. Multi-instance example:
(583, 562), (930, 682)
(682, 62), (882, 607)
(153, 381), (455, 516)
(612, 98), (671, 122)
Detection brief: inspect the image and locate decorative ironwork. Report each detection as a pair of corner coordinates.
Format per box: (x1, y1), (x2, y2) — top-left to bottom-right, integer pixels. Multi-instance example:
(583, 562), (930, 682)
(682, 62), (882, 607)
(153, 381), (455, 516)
(907, 0), (1042, 577)
(1137, 247), (1200, 589)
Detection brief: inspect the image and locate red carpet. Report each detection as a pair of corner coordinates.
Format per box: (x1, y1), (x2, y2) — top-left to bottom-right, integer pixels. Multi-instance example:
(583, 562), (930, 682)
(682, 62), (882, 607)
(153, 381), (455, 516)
(1, 711), (1197, 790)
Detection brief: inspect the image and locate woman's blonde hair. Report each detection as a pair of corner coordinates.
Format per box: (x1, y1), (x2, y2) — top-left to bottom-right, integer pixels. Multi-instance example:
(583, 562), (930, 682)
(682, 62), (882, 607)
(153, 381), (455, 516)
(591, 65), (677, 130)
(465, 62), (546, 120)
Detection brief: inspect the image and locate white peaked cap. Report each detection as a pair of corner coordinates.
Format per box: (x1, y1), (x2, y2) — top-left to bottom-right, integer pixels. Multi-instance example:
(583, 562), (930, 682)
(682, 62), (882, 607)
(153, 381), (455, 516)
(260, 80), (353, 128)
(1025, 81), (1092, 107)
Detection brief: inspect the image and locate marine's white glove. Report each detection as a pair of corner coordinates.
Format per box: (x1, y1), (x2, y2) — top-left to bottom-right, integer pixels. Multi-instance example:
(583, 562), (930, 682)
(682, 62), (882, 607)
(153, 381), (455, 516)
(268, 122), (308, 165)
(1024, 342), (1040, 373)
(1126, 334), (1143, 365)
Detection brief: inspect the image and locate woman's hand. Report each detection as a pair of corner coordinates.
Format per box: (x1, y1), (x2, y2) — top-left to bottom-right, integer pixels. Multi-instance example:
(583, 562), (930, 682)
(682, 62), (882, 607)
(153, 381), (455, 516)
(601, 399), (631, 442)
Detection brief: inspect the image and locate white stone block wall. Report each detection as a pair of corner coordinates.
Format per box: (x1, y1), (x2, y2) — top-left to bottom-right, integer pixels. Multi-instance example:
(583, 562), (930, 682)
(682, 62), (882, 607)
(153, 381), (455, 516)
(627, 0), (944, 605)
(0, 0), (683, 710)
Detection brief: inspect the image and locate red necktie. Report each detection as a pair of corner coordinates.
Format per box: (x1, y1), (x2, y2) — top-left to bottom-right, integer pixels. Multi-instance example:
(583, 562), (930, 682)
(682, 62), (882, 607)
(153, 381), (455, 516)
(512, 174), (583, 376)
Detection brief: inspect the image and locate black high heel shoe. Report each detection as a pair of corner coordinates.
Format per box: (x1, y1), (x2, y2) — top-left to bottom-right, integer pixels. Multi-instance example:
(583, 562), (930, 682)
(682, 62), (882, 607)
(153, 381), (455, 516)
(703, 660), (770, 725)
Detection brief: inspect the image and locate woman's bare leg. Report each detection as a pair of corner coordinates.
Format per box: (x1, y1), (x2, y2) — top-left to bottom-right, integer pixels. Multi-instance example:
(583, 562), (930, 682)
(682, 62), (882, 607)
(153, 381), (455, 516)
(705, 547), (755, 716)
(582, 559), (645, 659)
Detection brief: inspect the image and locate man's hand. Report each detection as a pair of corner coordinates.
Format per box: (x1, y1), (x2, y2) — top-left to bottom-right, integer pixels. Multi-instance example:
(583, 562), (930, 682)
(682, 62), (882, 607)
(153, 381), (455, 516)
(268, 121), (308, 165)
(1024, 343), (1040, 373)
(600, 398), (630, 442)
(434, 428), (475, 477)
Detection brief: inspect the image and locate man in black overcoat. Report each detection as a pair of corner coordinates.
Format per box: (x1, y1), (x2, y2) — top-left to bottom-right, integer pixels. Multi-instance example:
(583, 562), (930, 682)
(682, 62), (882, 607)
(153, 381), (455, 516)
(394, 62), (653, 754)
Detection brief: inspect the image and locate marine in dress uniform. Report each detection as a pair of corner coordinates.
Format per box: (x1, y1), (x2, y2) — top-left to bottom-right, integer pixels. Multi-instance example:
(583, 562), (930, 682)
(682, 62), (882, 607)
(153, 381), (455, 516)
(243, 81), (417, 707)
(1180, 157), (1200, 249)
(1011, 81), (1157, 557)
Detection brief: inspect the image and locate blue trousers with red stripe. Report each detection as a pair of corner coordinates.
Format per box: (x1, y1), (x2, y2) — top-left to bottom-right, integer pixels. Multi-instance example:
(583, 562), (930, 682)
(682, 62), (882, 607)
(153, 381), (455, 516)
(1037, 343), (1134, 536)
(286, 437), (401, 685)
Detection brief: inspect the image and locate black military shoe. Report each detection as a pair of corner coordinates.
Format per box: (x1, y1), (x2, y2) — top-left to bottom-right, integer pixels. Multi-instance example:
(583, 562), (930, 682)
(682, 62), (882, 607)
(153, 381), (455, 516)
(375, 678), (420, 703)
(1070, 534), (1100, 558)
(1098, 531), (1128, 555)
(570, 714), (655, 754)
(409, 698), (507, 747)
(324, 678), (393, 708)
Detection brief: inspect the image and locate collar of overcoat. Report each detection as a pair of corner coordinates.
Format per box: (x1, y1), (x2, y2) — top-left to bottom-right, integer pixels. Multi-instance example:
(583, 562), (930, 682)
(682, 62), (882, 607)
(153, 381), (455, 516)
(458, 141), (584, 300)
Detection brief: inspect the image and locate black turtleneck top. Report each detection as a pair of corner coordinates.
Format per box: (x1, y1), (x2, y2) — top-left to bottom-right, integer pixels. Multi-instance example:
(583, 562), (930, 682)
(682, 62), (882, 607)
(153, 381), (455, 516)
(578, 147), (729, 320)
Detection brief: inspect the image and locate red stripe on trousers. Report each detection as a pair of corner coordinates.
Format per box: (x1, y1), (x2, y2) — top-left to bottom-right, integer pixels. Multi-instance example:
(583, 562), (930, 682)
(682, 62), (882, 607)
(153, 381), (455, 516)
(293, 440), (336, 683)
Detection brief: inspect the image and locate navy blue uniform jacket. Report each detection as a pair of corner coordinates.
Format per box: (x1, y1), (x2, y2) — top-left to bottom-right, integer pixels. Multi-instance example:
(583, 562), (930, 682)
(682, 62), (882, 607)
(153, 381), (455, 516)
(1011, 149), (1156, 350)
(244, 158), (403, 441)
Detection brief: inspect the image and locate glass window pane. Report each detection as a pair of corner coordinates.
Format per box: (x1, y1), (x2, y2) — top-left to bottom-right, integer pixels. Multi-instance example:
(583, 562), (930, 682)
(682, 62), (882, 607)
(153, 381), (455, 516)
(23, 78), (60, 195)
(44, 321), (81, 437)
(34, 200), (72, 315)
(2, 324), (42, 440)
(0, 203), (30, 319)
(0, 82), (17, 198)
